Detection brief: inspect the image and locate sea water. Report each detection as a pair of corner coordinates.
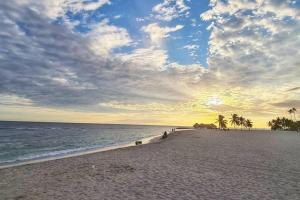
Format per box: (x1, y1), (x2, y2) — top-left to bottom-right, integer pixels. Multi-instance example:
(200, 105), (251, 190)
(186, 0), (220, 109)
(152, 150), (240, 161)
(0, 121), (173, 166)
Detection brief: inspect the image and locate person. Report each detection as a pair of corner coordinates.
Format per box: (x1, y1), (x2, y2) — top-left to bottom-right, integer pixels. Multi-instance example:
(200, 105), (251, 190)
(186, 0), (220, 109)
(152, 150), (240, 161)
(162, 131), (168, 139)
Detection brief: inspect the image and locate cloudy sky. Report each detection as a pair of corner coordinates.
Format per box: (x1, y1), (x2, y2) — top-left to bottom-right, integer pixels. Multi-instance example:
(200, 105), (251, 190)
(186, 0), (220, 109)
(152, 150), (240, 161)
(0, 0), (299, 127)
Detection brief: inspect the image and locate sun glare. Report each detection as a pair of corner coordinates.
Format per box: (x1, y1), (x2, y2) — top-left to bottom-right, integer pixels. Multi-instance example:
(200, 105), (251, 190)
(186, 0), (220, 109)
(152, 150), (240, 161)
(206, 96), (223, 106)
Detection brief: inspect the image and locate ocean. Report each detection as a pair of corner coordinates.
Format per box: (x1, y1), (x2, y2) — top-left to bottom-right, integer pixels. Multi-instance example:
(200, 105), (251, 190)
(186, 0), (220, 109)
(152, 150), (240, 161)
(0, 121), (173, 166)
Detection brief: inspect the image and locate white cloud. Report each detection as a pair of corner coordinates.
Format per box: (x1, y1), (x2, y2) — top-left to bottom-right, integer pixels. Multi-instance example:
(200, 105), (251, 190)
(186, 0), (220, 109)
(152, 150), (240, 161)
(183, 45), (199, 59)
(17, 0), (110, 19)
(2, 0), (299, 123)
(119, 47), (168, 70)
(201, 0), (300, 86)
(136, 18), (145, 22)
(153, 0), (190, 21)
(166, 62), (208, 84)
(71, 0), (110, 12)
(0, 94), (33, 106)
(20, 0), (130, 56)
(114, 15), (122, 19)
(191, 18), (197, 27)
(100, 101), (176, 112)
(142, 23), (184, 46)
(183, 44), (199, 50)
(0, 0), (206, 109)
(87, 19), (132, 56)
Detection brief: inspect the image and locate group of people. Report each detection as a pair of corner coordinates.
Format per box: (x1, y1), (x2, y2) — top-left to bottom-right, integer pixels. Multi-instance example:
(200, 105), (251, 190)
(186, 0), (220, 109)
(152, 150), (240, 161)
(161, 128), (176, 139)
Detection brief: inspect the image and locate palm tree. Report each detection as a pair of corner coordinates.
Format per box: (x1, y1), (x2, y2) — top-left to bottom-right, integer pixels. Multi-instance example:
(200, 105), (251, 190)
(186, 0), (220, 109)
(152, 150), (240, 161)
(216, 115), (225, 130)
(239, 116), (246, 130)
(268, 121), (272, 129)
(230, 114), (239, 129)
(268, 117), (297, 131)
(292, 107), (297, 120)
(288, 109), (293, 120)
(246, 119), (253, 131)
(221, 119), (228, 130)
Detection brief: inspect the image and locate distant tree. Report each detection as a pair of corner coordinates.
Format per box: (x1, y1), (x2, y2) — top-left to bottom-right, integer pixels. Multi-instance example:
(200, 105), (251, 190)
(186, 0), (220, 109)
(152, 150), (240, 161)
(209, 124), (218, 129)
(230, 114), (239, 128)
(193, 123), (200, 129)
(268, 121), (273, 128)
(288, 109), (293, 120)
(268, 117), (299, 131)
(216, 115), (225, 130)
(292, 107), (297, 120)
(216, 115), (227, 130)
(221, 119), (228, 130)
(193, 123), (217, 129)
(245, 119), (253, 131)
(239, 116), (246, 130)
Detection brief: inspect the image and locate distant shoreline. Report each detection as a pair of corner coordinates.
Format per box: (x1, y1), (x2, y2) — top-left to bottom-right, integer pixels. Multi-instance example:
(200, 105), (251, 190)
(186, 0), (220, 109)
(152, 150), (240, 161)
(0, 133), (164, 170)
(0, 120), (180, 127)
(0, 129), (284, 169)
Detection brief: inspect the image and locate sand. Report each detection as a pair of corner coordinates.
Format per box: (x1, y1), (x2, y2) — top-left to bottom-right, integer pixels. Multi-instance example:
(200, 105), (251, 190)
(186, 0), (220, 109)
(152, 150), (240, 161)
(1, 129), (300, 200)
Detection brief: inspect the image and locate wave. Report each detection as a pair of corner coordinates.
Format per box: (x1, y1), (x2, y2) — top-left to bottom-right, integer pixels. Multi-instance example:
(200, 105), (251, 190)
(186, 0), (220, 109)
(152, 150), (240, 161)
(0, 147), (97, 165)
(0, 134), (162, 168)
(0, 141), (131, 165)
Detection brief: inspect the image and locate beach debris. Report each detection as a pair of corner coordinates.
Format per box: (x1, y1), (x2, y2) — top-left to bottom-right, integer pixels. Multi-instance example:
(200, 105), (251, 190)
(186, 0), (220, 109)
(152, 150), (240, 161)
(135, 141), (142, 145)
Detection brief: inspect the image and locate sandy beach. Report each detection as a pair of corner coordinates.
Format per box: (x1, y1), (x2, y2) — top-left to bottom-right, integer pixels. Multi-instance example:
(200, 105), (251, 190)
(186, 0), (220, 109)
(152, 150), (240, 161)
(1, 129), (300, 200)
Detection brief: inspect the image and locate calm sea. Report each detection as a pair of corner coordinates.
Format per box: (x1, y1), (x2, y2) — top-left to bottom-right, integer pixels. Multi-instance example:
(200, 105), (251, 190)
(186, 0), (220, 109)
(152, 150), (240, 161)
(0, 121), (173, 166)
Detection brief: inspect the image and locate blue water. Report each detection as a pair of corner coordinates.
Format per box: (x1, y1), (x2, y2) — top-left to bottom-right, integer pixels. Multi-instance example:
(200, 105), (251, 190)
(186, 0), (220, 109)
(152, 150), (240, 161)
(0, 121), (173, 165)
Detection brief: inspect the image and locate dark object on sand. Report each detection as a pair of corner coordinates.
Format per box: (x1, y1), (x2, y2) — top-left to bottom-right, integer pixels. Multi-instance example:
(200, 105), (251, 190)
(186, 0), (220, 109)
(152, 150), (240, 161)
(161, 131), (168, 139)
(135, 141), (142, 145)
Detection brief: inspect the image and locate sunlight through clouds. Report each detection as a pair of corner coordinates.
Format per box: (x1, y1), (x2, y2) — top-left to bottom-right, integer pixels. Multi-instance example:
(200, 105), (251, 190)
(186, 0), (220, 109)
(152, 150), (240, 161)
(0, 0), (299, 127)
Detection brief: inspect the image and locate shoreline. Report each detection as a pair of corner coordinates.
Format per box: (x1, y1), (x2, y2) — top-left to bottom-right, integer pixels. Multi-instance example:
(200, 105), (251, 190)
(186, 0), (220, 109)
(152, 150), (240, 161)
(1, 129), (300, 200)
(0, 129), (280, 170)
(0, 131), (172, 170)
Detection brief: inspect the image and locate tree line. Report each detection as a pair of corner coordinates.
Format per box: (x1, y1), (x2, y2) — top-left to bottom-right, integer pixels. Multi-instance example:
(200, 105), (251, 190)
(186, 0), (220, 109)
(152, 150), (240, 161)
(216, 114), (253, 130)
(268, 108), (299, 131)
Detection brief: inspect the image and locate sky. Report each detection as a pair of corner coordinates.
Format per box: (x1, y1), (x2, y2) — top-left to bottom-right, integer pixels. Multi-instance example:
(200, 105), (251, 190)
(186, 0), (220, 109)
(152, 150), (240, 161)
(0, 0), (300, 127)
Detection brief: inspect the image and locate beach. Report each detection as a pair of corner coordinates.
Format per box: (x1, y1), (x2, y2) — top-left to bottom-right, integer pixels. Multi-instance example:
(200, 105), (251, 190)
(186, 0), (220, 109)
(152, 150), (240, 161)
(1, 129), (300, 200)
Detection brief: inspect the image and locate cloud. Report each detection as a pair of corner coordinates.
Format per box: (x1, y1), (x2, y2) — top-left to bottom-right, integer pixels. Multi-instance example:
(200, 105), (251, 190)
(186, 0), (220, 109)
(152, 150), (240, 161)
(152, 0), (190, 21)
(71, 0), (110, 12)
(183, 44), (200, 59)
(142, 23), (184, 46)
(201, 0), (300, 87)
(119, 47), (168, 70)
(287, 87), (300, 92)
(0, 94), (33, 106)
(183, 45), (199, 50)
(0, 1), (205, 110)
(100, 101), (178, 112)
(17, 0), (110, 19)
(1, 0), (299, 126)
(114, 15), (122, 19)
(272, 100), (300, 108)
(86, 19), (132, 56)
(0, 1), (129, 107)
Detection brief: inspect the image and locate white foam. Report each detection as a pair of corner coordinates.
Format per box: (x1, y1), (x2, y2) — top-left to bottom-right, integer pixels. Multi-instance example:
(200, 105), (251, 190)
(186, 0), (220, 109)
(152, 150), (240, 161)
(0, 133), (162, 169)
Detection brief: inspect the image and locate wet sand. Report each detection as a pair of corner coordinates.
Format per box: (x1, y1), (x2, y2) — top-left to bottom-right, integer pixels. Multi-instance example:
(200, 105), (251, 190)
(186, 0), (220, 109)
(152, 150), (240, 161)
(1, 129), (300, 200)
